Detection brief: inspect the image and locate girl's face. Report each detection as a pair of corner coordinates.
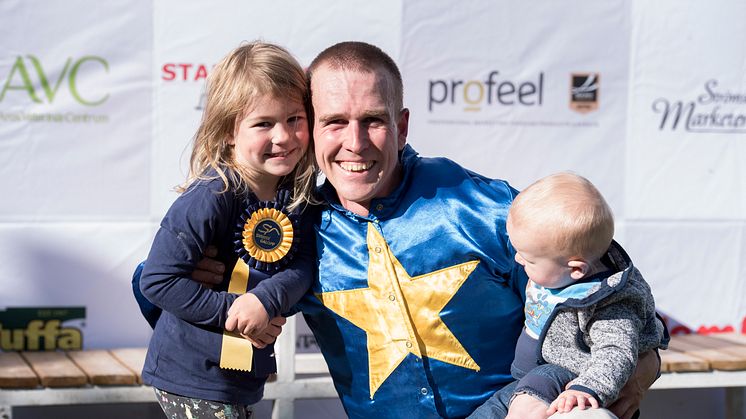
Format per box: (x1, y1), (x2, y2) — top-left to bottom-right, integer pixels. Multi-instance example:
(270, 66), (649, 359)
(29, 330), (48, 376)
(230, 94), (309, 190)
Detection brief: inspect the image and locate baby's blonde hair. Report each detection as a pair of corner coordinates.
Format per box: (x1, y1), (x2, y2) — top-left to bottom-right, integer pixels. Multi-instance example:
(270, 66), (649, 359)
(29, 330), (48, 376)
(179, 41), (317, 210)
(508, 172), (614, 260)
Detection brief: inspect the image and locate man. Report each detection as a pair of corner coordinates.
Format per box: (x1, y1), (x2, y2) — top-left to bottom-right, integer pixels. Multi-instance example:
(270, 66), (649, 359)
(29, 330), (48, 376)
(148, 41), (660, 418)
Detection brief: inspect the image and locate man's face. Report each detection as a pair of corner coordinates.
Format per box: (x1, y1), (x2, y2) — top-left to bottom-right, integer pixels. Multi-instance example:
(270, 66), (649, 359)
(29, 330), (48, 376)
(311, 64), (409, 216)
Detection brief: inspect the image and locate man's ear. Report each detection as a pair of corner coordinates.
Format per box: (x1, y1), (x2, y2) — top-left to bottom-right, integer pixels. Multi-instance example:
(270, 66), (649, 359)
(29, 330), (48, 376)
(397, 108), (410, 150)
(568, 259), (590, 280)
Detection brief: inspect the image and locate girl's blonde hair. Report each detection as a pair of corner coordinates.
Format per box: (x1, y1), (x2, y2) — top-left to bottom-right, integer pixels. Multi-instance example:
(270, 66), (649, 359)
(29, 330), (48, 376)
(179, 41), (317, 211)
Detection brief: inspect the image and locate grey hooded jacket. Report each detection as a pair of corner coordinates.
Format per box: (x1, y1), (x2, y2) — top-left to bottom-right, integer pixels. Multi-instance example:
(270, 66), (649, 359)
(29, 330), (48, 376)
(537, 241), (669, 406)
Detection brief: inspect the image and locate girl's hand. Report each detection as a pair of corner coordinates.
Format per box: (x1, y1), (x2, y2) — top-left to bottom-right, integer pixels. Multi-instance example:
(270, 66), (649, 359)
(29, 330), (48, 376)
(226, 293), (270, 337)
(241, 316), (286, 348)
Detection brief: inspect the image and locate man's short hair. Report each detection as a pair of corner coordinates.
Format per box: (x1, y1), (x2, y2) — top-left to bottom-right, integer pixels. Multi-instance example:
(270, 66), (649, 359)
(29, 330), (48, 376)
(307, 41), (404, 113)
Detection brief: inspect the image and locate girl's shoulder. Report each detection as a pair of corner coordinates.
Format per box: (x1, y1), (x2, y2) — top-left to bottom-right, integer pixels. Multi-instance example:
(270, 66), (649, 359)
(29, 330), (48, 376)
(170, 173), (246, 218)
(182, 168), (243, 198)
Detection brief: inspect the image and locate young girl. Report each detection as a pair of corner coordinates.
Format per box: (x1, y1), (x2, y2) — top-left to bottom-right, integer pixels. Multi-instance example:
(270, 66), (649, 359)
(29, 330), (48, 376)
(138, 42), (317, 419)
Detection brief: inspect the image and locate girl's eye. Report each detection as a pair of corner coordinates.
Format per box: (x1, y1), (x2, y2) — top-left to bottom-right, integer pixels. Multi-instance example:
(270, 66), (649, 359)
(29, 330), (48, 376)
(254, 122), (272, 128)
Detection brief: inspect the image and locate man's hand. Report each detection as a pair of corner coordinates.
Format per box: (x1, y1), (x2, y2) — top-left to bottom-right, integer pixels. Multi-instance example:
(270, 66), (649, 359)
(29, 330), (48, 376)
(226, 293), (270, 336)
(507, 393), (550, 419)
(608, 349), (660, 419)
(193, 245), (225, 288)
(241, 316), (286, 349)
(547, 389), (599, 415)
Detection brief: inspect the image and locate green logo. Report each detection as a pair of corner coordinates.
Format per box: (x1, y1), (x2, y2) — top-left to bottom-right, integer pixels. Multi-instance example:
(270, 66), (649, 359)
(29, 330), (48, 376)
(0, 307), (85, 351)
(0, 55), (109, 106)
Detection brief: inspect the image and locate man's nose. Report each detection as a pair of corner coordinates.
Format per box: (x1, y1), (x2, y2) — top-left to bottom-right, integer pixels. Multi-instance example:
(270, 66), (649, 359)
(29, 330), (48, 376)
(344, 121), (369, 152)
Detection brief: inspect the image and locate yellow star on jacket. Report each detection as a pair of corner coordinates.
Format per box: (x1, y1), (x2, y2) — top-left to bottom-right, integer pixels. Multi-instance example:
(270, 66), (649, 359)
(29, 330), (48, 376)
(316, 224), (480, 399)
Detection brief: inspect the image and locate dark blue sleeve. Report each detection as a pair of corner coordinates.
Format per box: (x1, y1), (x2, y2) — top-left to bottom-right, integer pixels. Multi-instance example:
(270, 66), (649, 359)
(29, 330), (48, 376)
(139, 184), (237, 327)
(508, 238), (529, 304)
(494, 179), (528, 303)
(249, 205), (319, 318)
(132, 261), (161, 328)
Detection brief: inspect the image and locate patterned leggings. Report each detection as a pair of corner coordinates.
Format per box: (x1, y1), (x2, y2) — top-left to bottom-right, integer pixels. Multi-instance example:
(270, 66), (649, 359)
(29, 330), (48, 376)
(154, 388), (254, 419)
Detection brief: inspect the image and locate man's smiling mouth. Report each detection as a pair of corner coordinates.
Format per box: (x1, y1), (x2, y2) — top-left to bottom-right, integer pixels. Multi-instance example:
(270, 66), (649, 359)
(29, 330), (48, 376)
(339, 161), (374, 172)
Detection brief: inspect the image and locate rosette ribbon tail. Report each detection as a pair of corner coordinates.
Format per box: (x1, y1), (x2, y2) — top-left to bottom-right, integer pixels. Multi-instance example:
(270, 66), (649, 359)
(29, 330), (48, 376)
(219, 257), (253, 371)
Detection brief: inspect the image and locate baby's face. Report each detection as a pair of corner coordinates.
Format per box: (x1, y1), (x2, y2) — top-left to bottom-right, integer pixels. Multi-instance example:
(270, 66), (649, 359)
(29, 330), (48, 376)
(507, 220), (575, 289)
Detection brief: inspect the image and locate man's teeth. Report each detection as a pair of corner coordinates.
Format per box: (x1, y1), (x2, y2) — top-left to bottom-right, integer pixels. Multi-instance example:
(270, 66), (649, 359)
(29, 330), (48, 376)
(339, 162), (373, 172)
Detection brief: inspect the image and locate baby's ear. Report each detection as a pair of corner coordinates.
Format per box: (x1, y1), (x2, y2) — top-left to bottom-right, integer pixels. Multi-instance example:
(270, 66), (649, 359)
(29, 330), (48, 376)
(567, 259), (590, 280)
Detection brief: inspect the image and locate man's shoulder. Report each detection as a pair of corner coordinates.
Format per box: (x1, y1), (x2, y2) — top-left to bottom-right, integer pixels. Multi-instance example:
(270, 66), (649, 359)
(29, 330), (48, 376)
(411, 154), (517, 197)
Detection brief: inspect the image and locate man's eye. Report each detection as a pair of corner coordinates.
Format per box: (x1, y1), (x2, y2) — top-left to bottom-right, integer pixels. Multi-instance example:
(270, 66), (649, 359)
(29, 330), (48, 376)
(364, 117), (386, 126)
(326, 119), (346, 126)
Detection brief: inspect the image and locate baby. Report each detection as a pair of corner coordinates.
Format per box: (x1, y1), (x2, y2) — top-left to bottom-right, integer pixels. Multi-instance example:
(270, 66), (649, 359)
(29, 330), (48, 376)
(470, 172), (668, 419)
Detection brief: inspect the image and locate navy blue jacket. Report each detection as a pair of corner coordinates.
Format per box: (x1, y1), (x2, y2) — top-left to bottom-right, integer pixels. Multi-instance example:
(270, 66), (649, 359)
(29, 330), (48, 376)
(139, 175), (317, 404)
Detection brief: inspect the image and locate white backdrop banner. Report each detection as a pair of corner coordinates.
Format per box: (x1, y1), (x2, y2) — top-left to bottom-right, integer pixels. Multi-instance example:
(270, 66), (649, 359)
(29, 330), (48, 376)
(0, 0), (744, 354)
(623, 0), (746, 334)
(0, 0), (153, 350)
(626, 1), (746, 221)
(401, 0), (631, 216)
(0, 0), (152, 221)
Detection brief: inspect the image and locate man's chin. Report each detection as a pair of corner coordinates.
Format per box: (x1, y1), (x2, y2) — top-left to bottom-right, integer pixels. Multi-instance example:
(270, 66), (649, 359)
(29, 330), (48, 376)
(334, 185), (375, 204)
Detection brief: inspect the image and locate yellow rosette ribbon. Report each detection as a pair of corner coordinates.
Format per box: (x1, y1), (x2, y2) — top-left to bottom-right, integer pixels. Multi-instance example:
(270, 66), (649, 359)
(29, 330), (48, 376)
(220, 203), (296, 371)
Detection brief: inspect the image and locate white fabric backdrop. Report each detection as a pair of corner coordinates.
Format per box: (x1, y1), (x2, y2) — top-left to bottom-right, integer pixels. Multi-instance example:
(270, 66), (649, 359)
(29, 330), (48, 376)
(1, 0), (744, 351)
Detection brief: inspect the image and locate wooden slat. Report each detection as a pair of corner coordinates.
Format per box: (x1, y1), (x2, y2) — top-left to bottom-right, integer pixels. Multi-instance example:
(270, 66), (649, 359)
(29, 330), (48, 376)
(668, 334), (746, 370)
(659, 349), (710, 372)
(711, 333), (746, 346)
(67, 350), (137, 386)
(0, 352), (40, 388)
(109, 348), (147, 384)
(21, 351), (87, 387)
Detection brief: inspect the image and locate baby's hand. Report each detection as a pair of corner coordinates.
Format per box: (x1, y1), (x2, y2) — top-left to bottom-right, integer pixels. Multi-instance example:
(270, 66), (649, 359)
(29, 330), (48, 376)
(546, 389), (599, 414)
(225, 293), (270, 337)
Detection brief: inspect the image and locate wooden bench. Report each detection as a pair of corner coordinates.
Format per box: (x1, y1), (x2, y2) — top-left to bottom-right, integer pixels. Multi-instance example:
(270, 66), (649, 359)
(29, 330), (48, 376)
(0, 318), (336, 419)
(1, 332), (746, 418)
(653, 333), (746, 418)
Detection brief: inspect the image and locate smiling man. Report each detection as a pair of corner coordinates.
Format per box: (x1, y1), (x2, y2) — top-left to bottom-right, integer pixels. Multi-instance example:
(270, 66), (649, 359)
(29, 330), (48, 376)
(293, 42), (660, 419)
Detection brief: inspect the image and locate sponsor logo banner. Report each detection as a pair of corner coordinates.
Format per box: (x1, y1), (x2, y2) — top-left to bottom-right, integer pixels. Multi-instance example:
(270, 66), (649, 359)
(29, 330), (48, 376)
(0, 307), (85, 351)
(652, 80), (746, 133)
(570, 73), (599, 114)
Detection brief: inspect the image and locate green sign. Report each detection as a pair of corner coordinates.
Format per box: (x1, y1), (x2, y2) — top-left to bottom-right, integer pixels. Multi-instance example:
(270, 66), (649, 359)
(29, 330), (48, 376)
(0, 307), (85, 351)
